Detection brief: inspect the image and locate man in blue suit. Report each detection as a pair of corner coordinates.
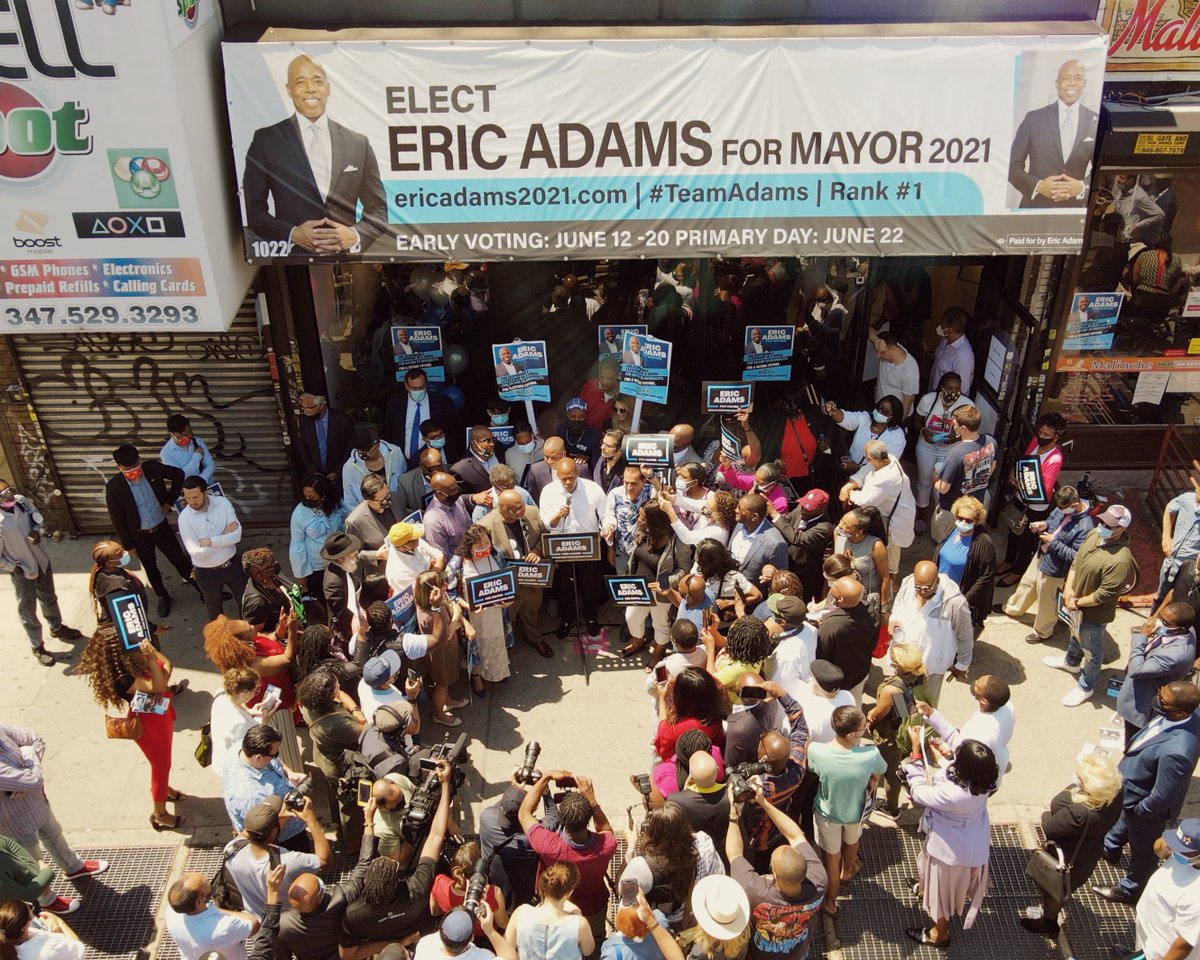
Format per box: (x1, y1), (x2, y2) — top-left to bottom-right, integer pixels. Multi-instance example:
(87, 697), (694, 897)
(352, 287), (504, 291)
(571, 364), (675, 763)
(1117, 603), (1197, 747)
(1094, 680), (1200, 904)
(729, 493), (788, 589)
(1007, 59), (1098, 209)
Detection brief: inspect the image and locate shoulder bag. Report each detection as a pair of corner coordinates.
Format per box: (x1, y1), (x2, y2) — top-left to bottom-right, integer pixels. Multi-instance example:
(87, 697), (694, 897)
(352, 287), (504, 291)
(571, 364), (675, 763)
(194, 721), (213, 767)
(1024, 823), (1088, 904)
(105, 713), (143, 741)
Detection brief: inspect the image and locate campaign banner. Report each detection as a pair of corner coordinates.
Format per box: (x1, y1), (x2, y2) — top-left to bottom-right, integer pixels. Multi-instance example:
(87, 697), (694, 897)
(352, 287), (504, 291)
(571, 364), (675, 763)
(598, 324), (647, 362)
(623, 434), (675, 469)
(466, 568), (517, 609)
(508, 560), (555, 588)
(620, 332), (671, 404)
(605, 576), (656, 607)
(743, 326), (796, 381)
(1059, 292), (1122, 356)
(175, 481), (225, 515)
(221, 35), (1106, 263)
(541, 532), (601, 563)
(494, 341), (550, 403)
(2, 2), (251, 331)
(393, 326), (445, 382)
(1014, 456), (1048, 505)
(703, 382), (754, 414)
(107, 592), (152, 650)
(465, 425), (515, 451)
(386, 586), (418, 632)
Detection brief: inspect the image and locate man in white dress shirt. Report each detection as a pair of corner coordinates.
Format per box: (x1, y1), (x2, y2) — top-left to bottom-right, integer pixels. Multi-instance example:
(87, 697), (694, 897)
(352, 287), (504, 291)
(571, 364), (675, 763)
(539, 457), (609, 638)
(179, 477), (248, 621)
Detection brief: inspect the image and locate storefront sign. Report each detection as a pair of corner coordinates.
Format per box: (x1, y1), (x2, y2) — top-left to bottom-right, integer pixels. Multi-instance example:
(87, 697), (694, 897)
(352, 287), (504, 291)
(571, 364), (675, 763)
(623, 434), (675, 469)
(493, 340), (550, 402)
(1102, 0), (1200, 73)
(703, 382), (754, 414)
(743, 326), (795, 381)
(605, 576), (656, 607)
(598, 325), (646, 363)
(620, 332), (671, 403)
(393, 326), (444, 382)
(1135, 133), (1190, 155)
(221, 33), (1106, 261)
(2, 2), (251, 331)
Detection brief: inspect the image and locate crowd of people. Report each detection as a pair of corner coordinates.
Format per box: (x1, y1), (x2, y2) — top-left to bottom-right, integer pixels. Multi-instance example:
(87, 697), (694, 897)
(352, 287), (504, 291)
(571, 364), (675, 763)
(4, 294), (1200, 960)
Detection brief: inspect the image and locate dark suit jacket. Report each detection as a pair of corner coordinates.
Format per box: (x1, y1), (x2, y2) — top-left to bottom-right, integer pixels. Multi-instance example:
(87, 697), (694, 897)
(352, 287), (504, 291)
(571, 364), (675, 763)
(381, 391), (460, 464)
(450, 455), (493, 495)
(773, 512), (833, 601)
(297, 407), (355, 478)
(1008, 100), (1098, 208)
(105, 461), (185, 550)
(1118, 712), (1200, 823)
(345, 500), (399, 570)
(478, 505), (548, 565)
(1118, 630), (1197, 728)
(323, 560), (369, 637)
(816, 604), (877, 690)
(393, 467), (430, 517)
(243, 115), (388, 249)
(525, 461), (555, 507)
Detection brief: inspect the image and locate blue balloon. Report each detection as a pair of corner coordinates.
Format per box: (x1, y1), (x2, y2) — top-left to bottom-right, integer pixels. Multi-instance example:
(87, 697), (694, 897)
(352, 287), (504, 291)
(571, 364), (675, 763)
(441, 384), (466, 413)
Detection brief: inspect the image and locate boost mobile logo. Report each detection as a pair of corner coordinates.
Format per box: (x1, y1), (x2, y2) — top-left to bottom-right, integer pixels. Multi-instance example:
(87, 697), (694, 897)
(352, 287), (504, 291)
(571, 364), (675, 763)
(11, 209), (62, 249)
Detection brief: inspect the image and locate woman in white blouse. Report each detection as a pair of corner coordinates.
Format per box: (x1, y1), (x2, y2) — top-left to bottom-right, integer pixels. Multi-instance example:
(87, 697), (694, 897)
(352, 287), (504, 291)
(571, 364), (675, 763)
(0, 901), (83, 960)
(209, 666), (276, 773)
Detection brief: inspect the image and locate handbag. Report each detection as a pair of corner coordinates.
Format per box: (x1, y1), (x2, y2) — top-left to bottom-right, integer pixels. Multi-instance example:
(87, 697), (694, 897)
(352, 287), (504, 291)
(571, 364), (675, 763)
(194, 721), (213, 768)
(105, 714), (143, 741)
(1002, 502), (1029, 536)
(872, 620), (891, 659)
(1024, 826), (1087, 903)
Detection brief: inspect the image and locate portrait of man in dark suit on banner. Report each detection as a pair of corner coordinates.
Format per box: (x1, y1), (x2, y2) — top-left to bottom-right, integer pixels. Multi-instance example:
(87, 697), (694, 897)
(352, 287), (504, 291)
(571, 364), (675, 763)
(1007, 58), (1097, 209)
(242, 54), (389, 255)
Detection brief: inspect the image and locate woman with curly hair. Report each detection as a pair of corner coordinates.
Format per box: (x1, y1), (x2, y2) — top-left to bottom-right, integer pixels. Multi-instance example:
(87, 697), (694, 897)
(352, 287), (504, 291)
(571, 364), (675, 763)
(631, 801), (722, 928)
(708, 615), (773, 705)
(660, 489), (737, 548)
(691, 539), (761, 620)
(621, 503), (678, 658)
(447, 524), (513, 696)
(202, 611), (302, 769)
(653, 667), (725, 762)
(78, 626), (186, 831)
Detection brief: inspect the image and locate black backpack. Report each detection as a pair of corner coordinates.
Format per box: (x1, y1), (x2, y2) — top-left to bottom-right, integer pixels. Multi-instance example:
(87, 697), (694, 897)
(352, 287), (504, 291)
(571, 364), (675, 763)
(210, 839), (280, 911)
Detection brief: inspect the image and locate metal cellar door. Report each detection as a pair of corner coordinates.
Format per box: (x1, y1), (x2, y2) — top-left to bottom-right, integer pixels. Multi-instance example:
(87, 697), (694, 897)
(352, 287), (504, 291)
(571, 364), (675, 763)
(12, 296), (293, 534)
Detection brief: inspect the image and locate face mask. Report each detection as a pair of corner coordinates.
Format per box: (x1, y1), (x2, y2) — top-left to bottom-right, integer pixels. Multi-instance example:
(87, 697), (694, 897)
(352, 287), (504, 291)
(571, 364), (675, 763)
(942, 391), (960, 403)
(174, 435), (191, 447)
(304, 497), (323, 509)
(955, 519), (975, 534)
(872, 410), (889, 425)
(1151, 694), (1166, 715)
(122, 467), (143, 482)
(675, 477), (692, 494)
(0, 494), (15, 509)
(1097, 526), (1115, 540)
(472, 547), (491, 559)
(118, 552), (132, 568)
(1156, 623), (1181, 637)
(935, 325), (945, 338)
(439, 491), (460, 506)
(1174, 852), (1200, 868)
(428, 437), (446, 449)
(378, 496), (392, 511)
(490, 414), (509, 426)
(408, 389), (428, 404)
(516, 440), (536, 454)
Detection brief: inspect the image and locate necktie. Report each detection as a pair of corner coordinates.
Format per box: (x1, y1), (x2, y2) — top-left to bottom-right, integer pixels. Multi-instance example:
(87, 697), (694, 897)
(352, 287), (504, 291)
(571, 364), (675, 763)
(408, 399), (423, 460)
(1060, 105), (1075, 162)
(308, 124), (330, 199)
(316, 415), (328, 469)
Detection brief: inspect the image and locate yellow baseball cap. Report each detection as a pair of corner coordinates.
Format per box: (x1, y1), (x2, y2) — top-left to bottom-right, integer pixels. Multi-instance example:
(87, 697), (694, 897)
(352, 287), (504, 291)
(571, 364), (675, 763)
(388, 522), (423, 546)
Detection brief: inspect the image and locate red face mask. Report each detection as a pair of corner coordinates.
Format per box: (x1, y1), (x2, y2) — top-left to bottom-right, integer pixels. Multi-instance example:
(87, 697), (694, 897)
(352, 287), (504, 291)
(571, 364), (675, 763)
(174, 435), (191, 447)
(123, 467), (143, 482)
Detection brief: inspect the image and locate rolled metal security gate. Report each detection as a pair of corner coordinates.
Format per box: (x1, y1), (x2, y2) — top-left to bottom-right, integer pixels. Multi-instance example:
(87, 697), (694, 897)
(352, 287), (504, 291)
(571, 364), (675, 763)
(12, 294), (293, 533)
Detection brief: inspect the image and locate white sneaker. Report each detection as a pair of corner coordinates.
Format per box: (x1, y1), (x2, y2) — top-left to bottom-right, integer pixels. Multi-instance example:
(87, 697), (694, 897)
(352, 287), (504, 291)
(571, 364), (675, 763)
(1043, 655), (1082, 675)
(1061, 685), (1094, 707)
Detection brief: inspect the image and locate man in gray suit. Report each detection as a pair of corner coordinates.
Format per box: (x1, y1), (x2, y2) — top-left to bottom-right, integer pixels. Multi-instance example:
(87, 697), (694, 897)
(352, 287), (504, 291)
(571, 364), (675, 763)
(1116, 602), (1197, 746)
(477, 490), (552, 658)
(622, 336), (644, 367)
(393, 447), (443, 517)
(1008, 59), (1098, 209)
(344, 475), (399, 571)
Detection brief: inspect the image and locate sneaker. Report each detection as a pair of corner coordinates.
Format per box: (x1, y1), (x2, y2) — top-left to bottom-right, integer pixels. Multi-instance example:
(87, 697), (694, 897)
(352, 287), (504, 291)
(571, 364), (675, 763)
(41, 896), (80, 915)
(31, 646), (56, 667)
(50, 625), (84, 642)
(875, 804), (902, 822)
(65, 859), (109, 880)
(1061, 685), (1094, 707)
(1043, 655), (1081, 675)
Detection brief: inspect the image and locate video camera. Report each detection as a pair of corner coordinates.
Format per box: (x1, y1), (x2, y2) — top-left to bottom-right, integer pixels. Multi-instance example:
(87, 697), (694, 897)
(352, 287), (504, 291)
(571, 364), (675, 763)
(463, 859), (489, 917)
(516, 741), (541, 786)
(725, 761), (770, 804)
(400, 733), (469, 845)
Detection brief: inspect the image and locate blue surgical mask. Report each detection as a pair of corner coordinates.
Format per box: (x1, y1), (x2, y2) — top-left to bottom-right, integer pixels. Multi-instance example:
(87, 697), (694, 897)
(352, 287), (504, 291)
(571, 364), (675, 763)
(1174, 852), (1197, 867)
(490, 414), (509, 426)
(516, 440), (536, 454)
(428, 437), (446, 450)
(955, 519), (974, 534)
(118, 552), (132, 568)
(1097, 526), (1115, 540)
(872, 410), (889, 425)
(408, 388), (428, 404)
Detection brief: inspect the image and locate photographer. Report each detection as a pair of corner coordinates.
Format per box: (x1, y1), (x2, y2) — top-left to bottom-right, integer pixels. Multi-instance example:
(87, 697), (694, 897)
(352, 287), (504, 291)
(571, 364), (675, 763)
(479, 773), (561, 908)
(359, 703), (421, 780)
(296, 669), (366, 848)
(519, 772), (616, 945)
(413, 904), (515, 960)
(223, 795), (330, 919)
(369, 772), (418, 861)
(343, 760), (454, 944)
(725, 787), (826, 960)
(431, 840), (509, 936)
(223, 724), (313, 853)
(738, 699), (810, 873)
(665, 752), (729, 858)
(280, 798), (383, 960)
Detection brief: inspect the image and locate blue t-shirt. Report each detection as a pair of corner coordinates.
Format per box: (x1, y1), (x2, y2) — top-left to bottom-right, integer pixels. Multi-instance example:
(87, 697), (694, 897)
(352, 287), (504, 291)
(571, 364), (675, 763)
(937, 532), (971, 585)
(676, 592), (715, 632)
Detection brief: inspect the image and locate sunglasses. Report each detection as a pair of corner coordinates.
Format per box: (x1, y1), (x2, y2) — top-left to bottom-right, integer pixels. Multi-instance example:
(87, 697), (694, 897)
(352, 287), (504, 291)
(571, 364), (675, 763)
(613, 407), (629, 415)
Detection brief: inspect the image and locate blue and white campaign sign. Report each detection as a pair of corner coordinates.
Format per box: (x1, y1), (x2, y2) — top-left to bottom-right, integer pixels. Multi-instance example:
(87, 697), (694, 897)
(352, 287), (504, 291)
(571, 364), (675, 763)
(393, 326), (445, 382)
(599, 325), (646, 362)
(1062, 292), (1122, 352)
(223, 34), (1106, 263)
(743, 326), (795, 381)
(107, 592), (152, 650)
(704, 382), (754, 414)
(466, 568), (517, 610)
(620, 332), (671, 404)
(493, 341), (551, 403)
(386, 586), (418, 633)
